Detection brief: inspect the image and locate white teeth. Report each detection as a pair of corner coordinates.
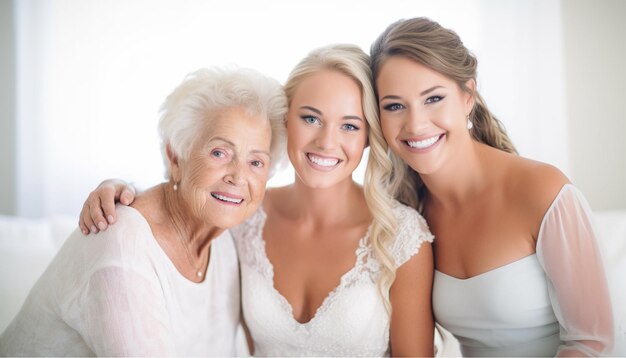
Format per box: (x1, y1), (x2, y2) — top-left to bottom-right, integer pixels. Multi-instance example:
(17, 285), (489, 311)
(406, 135), (441, 149)
(307, 154), (339, 167)
(212, 193), (243, 204)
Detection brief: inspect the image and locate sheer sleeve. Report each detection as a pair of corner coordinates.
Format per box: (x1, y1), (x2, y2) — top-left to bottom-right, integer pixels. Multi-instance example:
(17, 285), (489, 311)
(72, 266), (176, 356)
(69, 266), (176, 356)
(536, 184), (613, 356)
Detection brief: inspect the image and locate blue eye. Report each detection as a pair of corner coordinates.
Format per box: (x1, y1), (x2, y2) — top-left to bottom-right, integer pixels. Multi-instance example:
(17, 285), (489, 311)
(383, 103), (405, 111)
(342, 123), (359, 131)
(211, 150), (225, 158)
(425, 95), (444, 104)
(301, 115), (320, 125)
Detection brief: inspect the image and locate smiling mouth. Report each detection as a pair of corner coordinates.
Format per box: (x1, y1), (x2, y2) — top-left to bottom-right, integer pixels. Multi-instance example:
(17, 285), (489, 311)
(211, 193), (244, 204)
(404, 134), (444, 150)
(306, 153), (341, 167)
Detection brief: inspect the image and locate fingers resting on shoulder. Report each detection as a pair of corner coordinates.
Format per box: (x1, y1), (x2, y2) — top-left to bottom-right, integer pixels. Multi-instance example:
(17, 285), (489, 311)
(78, 179), (136, 235)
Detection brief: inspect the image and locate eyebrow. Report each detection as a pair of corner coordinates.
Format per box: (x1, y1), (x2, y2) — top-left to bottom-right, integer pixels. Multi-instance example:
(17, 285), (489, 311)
(380, 85), (445, 102)
(209, 137), (270, 157)
(300, 105), (363, 122)
(420, 85), (444, 96)
(252, 150), (271, 158)
(208, 136), (236, 147)
(300, 105), (322, 115)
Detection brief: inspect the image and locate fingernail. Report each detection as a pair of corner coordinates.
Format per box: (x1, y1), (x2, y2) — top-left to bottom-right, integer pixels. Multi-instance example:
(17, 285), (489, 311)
(107, 215), (114, 224)
(90, 225), (97, 234)
(97, 221), (106, 231)
(82, 228), (88, 235)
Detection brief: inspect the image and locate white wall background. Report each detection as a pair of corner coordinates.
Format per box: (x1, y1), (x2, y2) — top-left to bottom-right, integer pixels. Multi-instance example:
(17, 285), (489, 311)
(562, 0), (626, 212)
(1, 0), (624, 218)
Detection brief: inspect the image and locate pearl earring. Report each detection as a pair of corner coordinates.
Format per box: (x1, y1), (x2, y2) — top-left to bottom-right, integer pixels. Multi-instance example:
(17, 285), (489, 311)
(467, 116), (473, 130)
(173, 182), (178, 191)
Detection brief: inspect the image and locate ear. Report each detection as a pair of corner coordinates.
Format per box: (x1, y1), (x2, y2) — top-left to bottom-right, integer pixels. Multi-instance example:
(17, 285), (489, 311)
(166, 143), (181, 182)
(464, 79), (476, 115)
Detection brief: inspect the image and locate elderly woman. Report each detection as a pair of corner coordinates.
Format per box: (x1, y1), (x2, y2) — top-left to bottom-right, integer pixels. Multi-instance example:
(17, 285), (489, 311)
(0, 67), (286, 356)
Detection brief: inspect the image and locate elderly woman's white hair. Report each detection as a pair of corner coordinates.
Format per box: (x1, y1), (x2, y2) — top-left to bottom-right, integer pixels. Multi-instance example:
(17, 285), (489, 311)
(158, 67), (288, 178)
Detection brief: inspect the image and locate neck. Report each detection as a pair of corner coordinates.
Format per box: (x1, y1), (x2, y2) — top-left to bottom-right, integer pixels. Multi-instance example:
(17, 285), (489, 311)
(160, 184), (223, 258)
(286, 175), (368, 228)
(421, 141), (490, 209)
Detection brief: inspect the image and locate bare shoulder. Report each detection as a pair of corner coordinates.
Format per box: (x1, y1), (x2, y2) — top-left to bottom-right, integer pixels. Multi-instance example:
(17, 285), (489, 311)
(506, 156), (570, 220)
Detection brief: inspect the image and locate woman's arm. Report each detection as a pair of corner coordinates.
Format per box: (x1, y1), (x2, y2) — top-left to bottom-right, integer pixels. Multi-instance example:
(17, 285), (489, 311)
(79, 179), (136, 235)
(76, 266), (176, 356)
(390, 241), (435, 357)
(536, 185), (614, 356)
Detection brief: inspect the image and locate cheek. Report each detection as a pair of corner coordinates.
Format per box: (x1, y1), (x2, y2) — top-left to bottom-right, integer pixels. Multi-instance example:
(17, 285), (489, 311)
(434, 100), (464, 124)
(184, 159), (212, 188)
(380, 116), (400, 145)
(343, 134), (368, 162)
(180, 167), (215, 217)
(286, 124), (304, 153)
(250, 174), (269, 201)
(182, 160), (220, 205)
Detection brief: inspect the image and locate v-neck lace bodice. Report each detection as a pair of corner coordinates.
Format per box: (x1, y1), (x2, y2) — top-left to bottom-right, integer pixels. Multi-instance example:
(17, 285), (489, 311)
(231, 200), (433, 356)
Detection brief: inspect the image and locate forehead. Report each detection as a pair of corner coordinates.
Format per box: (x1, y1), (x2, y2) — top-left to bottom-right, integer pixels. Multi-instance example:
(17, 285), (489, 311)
(376, 56), (452, 92)
(292, 70), (363, 109)
(201, 107), (271, 150)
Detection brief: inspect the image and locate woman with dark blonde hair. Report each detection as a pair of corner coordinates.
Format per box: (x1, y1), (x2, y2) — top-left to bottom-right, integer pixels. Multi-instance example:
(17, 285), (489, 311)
(370, 17), (613, 357)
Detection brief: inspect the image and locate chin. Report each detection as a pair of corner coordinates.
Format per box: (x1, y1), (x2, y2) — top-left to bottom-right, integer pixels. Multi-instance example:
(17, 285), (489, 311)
(211, 216), (245, 229)
(203, 207), (251, 229)
(408, 160), (443, 176)
(303, 177), (344, 189)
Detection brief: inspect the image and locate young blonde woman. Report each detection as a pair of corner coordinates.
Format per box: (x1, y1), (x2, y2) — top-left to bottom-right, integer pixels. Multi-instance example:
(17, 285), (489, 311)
(78, 45), (435, 356)
(370, 17), (613, 356)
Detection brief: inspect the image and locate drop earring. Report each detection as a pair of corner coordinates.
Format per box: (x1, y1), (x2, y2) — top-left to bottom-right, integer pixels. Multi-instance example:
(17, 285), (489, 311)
(467, 116), (473, 130)
(173, 182), (178, 191)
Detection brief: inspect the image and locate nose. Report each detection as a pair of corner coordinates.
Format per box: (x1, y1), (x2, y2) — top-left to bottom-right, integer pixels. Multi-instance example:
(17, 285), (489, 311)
(404, 108), (429, 133)
(314, 125), (337, 149)
(224, 160), (245, 186)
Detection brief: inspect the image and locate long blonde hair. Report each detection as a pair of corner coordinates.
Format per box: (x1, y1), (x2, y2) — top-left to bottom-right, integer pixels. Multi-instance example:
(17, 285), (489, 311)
(370, 17), (517, 210)
(284, 44), (398, 314)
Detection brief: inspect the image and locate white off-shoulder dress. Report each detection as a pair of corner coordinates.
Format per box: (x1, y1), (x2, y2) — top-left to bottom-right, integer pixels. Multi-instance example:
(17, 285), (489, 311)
(0, 205), (241, 356)
(433, 184), (614, 356)
(231, 200), (433, 357)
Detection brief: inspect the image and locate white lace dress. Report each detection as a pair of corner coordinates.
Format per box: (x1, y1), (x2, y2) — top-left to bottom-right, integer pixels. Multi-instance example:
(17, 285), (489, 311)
(231, 200), (433, 357)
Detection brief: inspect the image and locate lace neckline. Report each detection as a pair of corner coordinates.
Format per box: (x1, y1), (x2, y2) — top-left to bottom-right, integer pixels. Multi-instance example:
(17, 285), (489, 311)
(254, 206), (374, 328)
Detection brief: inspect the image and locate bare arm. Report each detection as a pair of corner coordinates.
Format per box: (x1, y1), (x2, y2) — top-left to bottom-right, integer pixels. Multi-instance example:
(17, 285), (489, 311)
(79, 179), (137, 235)
(390, 241), (435, 357)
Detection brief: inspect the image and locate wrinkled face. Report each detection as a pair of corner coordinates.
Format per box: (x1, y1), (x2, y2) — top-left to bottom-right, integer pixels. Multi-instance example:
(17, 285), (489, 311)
(376, 56), (474, 175)
(171, 107), (272, 228)
(286, 70), (368, 189)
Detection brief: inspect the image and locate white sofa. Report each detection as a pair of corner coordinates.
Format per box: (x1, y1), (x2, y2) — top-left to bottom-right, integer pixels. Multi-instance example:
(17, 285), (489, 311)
(1, 213), (624, 356)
